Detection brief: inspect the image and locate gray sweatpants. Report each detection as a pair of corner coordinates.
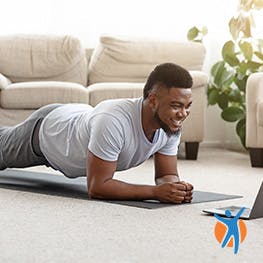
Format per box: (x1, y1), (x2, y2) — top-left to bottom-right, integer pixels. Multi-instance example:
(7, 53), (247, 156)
(0, 104), (63, 170)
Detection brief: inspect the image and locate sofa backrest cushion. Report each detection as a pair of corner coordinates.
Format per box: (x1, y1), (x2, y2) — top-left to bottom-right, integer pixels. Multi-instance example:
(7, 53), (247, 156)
(88, 35), (206, 84)
(0, 34), (87, 85)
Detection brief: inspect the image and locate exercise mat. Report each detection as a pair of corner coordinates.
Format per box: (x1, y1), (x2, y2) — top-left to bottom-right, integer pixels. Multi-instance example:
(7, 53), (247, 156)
(0, 169), (242, 209)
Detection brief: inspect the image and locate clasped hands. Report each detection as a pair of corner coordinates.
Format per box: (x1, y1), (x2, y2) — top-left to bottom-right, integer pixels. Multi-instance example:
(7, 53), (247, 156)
(154, 181), (193, 204)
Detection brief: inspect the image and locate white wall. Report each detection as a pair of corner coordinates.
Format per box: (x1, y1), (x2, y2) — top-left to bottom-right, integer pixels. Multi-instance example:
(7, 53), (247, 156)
(0, 0), (238, 46)
(1, 0), (263, 149)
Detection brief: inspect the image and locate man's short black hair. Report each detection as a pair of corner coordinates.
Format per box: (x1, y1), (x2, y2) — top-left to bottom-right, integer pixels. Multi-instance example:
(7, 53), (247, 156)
(143, 63), (193, 100)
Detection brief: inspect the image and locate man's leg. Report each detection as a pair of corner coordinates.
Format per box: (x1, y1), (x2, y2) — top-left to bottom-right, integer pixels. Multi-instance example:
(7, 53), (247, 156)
(0, 127), (8, 170)
(0, 104), (62, 170)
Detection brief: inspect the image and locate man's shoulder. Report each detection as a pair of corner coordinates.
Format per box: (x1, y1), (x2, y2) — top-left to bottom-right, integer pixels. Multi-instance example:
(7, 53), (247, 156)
(93, 97), (142, 117)
(96, 97), (141, 108)
(48, 103), (93, 115)
(89, 97), (142, 132)
(60, 103), (93, 111)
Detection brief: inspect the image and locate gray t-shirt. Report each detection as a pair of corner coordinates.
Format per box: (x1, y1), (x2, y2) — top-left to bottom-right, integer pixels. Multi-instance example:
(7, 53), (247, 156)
(39, 97), (181, 178)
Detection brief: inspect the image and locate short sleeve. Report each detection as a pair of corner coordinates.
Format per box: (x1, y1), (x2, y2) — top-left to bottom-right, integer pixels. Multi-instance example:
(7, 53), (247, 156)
(88, 114), (124, 161)
(158, 131), (181, 155)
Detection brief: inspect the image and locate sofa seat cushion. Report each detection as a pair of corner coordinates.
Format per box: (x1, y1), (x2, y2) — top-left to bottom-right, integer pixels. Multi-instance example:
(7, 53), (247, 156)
(0, 81), (89, 109)
(88, 82), (144, 106)
(257, 100), (263, 127)
(89, 36), (206, 84)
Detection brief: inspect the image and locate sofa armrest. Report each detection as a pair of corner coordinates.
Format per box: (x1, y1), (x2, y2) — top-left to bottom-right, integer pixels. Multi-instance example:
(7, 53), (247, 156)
(0, 73), (11, 90)
(246, 72), (263, 148)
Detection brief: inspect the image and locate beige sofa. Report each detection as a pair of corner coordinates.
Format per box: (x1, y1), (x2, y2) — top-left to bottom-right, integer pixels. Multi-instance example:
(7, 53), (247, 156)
(246, 72), (263, 167)
(0, 34), (208, 159)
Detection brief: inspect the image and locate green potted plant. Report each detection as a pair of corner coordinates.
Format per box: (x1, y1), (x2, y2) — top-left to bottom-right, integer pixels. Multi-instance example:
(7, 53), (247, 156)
(206, 0), (263, 148)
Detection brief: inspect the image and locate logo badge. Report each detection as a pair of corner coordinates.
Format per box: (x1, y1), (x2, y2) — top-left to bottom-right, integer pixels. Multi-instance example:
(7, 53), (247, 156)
(214, 207), (247, 254)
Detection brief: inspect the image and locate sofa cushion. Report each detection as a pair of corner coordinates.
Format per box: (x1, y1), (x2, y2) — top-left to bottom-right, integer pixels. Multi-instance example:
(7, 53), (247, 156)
(0, 34), (87, 85)
(89, 36), (206, 84)
(88, 82), (144, 106)
(0, 81), (89, 109)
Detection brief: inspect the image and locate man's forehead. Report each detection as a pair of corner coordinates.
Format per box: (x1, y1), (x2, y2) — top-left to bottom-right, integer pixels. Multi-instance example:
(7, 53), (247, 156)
(157, 86), (192, 97)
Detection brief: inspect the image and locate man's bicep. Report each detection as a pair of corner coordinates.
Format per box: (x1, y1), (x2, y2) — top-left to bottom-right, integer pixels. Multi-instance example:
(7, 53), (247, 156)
(86, 151), (117, 195)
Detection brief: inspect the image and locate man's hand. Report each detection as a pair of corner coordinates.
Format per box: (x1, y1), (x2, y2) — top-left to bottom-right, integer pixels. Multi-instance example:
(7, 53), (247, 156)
(153, 152), (193, 203)
(153, 182), (193, 203)
(179, 181), (194, 203)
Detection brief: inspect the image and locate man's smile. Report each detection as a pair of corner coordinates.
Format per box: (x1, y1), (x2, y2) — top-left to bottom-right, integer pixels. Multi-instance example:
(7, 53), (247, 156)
(170, 119), (183, 129)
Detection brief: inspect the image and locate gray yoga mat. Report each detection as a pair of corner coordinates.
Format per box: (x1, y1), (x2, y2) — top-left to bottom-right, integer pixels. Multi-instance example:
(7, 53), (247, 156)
(0, 169), (243, 209)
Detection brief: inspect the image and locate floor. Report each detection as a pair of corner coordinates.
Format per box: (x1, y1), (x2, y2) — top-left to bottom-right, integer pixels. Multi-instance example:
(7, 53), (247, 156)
(0, 146), (263, 263)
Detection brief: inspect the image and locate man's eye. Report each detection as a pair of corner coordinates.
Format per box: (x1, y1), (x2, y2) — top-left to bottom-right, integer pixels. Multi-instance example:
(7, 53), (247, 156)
(171, 105), (180, 109)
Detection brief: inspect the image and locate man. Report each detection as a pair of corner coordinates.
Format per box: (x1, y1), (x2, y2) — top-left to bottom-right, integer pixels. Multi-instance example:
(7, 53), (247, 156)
(0, 63), (193, 203)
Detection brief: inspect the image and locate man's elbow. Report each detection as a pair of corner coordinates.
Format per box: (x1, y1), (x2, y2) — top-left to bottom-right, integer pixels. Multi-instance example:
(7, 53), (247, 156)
(88, 183), (105, 199)
(88, 189), (101, 199)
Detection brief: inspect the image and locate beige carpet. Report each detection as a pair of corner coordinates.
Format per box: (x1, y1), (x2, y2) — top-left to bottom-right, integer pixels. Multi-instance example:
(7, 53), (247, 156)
(0, 146), (262, 263)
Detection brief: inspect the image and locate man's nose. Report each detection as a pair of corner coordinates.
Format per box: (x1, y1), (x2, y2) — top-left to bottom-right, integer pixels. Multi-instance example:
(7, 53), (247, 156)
(178, 107), (188, 118)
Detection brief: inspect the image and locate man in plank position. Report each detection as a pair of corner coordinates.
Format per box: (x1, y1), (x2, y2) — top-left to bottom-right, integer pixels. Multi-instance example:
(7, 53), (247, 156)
(0, 63), (194, 203)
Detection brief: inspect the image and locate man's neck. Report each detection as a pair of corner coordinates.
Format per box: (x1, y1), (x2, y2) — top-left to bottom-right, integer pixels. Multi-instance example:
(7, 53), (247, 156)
(141, 100), (158, 142)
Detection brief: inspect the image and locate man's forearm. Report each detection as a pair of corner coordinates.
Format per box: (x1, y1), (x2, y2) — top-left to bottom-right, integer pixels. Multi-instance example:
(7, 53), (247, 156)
(88, 176), (193, 203)
(88, 178), (156, 200)
(155, 174), (180, 185)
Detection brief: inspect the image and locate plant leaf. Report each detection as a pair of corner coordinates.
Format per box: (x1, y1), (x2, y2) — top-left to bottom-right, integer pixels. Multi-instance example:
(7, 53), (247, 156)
(254, 0), (263, 10)
(211, 61), (224, 76)
(218, 93), (229, 109)
(187, 27), (199, 41)
(239, 41), (253, 60)
(247, 60), (263, 72)
(242, 17), (252, 38)
(234, 76), (248, 92)
(229, 17), (239, 40)
(207, 87), (219, 105)
(229, 89), (243, 102)
(238, 62), (248, 75)
(236, 118), (246, 148)
(211, 61), (226, 87)
(222, 41), (240, 66)
(221, 70), (235, 87)
(221, 107), (244, 122)
(258, 39), (263, 52)
(254, 51), (263, 60)
(201, 26), (208, 35)
(241, 0), (253, 11)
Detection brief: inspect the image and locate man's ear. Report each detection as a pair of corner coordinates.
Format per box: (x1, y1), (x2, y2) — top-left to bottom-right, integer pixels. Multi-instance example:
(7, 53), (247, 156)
(148, 92), (158, 111)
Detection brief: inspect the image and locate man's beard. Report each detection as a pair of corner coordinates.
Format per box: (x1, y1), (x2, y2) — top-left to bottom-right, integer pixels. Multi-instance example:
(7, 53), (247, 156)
(153, 110), (180, 137)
